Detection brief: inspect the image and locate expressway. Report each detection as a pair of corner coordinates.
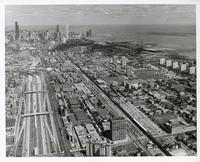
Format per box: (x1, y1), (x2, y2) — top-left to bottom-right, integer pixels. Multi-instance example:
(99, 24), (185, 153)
(11, 60), (62, 156)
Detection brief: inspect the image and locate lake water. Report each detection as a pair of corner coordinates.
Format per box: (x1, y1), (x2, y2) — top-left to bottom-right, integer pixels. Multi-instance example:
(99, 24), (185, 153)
(6, 24), (196, 58)
(70, 24), (196, 59)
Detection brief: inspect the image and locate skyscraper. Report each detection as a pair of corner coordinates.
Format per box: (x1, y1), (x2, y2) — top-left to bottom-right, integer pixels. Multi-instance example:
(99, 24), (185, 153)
(189, 66), (195, 74)
(66, 24), (69, 39)
(56, 24), (59, 33)
(86, 141), (94, 156)
(110, 117), (126, 141)
(121, 56), (127, 68)
(15, 21), (19, 40)
(181, 64), (187, 72)
(160, 58), (165, 65)
(166, 60), (172, 67)
(86, 29), (92, 37)
(89, 29), (92, 37)
(86, 141), (111, 156)
(99, 144), (106, 156)
(173, 62), (179, 69)
(116, 64), (121, 73)
(126, 66), (131, 77)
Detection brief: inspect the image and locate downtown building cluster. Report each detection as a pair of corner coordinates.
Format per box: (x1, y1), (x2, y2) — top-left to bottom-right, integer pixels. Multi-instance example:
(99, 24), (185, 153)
(6, 22), (93, 45)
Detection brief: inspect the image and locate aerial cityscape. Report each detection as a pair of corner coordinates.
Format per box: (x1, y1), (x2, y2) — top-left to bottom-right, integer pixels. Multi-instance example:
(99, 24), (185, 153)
(5, 5), (196, 157)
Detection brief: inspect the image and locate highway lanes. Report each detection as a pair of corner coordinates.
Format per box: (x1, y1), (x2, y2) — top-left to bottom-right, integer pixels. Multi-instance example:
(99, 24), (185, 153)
(12, 71), (62, 156)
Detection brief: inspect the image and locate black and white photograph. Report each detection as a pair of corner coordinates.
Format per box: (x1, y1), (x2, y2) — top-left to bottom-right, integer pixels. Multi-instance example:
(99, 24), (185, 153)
(1, 0), (199, 161)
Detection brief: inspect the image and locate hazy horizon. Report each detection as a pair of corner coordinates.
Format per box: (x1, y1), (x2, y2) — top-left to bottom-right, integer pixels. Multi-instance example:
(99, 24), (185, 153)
(5, 24), (196, 26)
(5, 5), (196, 26)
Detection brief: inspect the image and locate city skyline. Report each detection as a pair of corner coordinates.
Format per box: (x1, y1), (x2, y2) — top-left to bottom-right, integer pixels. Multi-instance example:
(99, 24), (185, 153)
(5, 5), (196, 26)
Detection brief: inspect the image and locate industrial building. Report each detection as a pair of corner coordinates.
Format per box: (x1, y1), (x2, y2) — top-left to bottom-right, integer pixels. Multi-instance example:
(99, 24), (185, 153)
(163, 119), (196, 134)
(68, 97), (81, 110)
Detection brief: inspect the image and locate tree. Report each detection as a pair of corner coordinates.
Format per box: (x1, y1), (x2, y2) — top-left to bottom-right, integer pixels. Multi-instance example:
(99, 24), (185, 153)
(125, 83), (129, 90)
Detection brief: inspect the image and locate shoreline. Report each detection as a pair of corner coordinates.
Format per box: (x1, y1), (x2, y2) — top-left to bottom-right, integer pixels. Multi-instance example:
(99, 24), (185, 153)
(90, 38), (196, 60)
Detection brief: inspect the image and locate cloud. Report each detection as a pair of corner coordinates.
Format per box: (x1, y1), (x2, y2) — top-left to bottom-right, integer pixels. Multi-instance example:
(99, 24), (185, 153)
(5, 5), (196, 25)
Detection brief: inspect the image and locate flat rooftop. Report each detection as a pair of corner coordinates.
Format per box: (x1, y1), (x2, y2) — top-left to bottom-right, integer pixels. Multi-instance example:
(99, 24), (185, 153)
(68, 97), (80, 105)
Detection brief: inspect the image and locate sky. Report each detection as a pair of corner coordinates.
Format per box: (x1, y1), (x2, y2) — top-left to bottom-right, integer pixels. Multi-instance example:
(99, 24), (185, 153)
(5, 5), (196, 26)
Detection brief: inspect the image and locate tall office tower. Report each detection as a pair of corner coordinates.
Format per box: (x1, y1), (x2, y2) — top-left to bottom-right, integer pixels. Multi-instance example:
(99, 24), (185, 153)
(126, 66), (131, 77)
(89, 29), (92, 37)
(166, 60), (172, 67)
(181, 64), (187, 72)
(110, 117), (126, 141)
(99, 144), (106, 156)
(173, 62), (179, 69)
(105, 143), (111, 156)
(15, 21), (19, 40)
(86, 141), (112, 156)
(86, 30), (89, 37)
(86, 141), (94, 156)
(66, 24), (69, 39)
(116, 64), (121, 73)
(86, 29), (92, 37)
(189, 66), (195, 74)
(56, 24), (59, 33)
(121, 56), (127, 68)
(160, 58), (165, 65)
